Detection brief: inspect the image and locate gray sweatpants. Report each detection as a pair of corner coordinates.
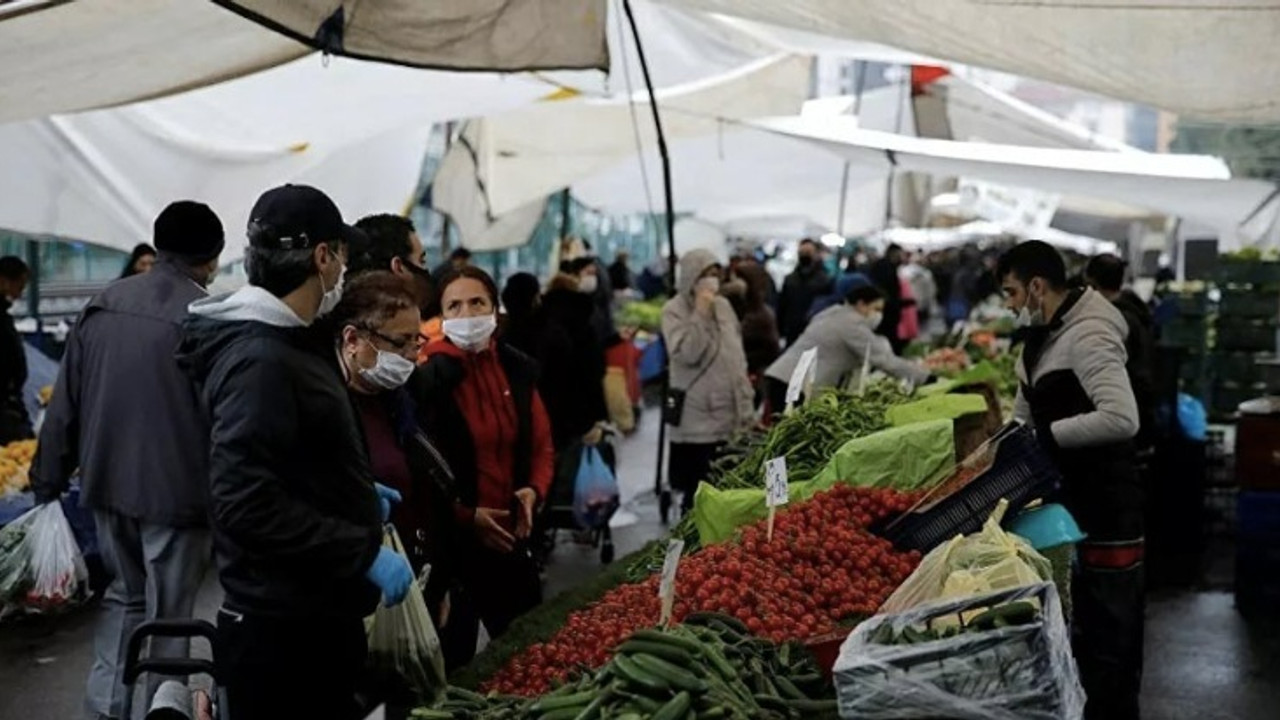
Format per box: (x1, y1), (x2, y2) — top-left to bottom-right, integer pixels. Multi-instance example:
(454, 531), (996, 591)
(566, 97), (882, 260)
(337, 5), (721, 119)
(86, 510), (210, 720)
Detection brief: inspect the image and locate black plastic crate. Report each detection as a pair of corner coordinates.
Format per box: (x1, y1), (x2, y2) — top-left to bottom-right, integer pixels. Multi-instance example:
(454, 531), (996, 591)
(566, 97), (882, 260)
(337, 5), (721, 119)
(1168, 292), (1210, 317)
(1217, 321), (1277, 352)
(1209, 352), (1270, 384)
(1160, 318), (1209, 349)
(1219, 290), (1280, 319)
(1218, 261), (1280, 288)
(881, 424), (1062, 552)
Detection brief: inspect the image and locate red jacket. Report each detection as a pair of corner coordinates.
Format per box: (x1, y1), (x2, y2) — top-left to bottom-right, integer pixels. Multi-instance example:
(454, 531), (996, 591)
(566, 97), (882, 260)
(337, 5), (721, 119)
(421, 339), (554, 528)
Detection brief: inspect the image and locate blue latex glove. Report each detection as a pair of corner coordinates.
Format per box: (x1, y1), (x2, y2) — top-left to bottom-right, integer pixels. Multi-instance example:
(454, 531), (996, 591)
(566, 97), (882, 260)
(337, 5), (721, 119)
(374, 483), (402, 523)
(366, 546), (413, 606)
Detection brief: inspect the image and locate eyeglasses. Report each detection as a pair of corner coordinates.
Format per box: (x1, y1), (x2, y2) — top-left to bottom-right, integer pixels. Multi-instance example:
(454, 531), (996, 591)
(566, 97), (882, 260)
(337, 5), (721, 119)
(360, 326), (423, 352)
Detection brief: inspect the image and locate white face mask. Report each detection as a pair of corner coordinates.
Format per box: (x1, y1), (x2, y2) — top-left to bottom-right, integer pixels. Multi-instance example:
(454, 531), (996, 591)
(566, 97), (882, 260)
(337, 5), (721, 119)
(357, 344), (416, 391)
(865, 311), (884, 329)
(442, 314), (497, 352)
(317, 262), (346, 318)
(578, 275), (599, 294)
(1014, 284), (1045, 328)
(695, 276), (721, 295)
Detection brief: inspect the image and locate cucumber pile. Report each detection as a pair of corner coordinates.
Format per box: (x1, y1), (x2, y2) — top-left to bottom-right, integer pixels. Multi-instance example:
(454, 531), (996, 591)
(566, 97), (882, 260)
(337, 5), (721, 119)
(414, 613), (838, 719)
(868, 600), (1041, 646)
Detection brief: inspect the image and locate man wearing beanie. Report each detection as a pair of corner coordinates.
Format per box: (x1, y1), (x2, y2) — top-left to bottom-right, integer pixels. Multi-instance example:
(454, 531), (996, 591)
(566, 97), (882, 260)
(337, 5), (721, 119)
(31, 200), (226, 720)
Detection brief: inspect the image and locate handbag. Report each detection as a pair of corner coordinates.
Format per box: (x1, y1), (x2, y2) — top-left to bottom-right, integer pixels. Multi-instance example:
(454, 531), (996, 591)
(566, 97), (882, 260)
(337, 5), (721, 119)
(664, 339), (720, 427)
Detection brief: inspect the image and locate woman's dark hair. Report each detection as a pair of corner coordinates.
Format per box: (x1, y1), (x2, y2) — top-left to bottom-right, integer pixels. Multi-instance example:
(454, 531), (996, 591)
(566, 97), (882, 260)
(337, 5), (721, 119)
(329, 271), (418, 333)
(567, 257), (595, 275)
(846, 284), (885, 306)
(735, 261), (772, 311)
(437, 265), (499, 309)
(121, 243), (157, 278)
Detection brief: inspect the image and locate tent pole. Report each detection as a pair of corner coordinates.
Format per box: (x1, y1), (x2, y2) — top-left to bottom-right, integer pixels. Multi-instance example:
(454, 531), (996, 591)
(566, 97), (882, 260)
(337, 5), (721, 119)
(440, 122), (454, 254)
(622, 0), (677, 521)
(25, 239), (41, 338)
(560, 188), (572, 241)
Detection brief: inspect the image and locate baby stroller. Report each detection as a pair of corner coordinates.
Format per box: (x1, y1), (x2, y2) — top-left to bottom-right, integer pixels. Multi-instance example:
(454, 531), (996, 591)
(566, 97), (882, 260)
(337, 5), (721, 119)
(536, 430), (619, 565)
(119, 619), (227, 720)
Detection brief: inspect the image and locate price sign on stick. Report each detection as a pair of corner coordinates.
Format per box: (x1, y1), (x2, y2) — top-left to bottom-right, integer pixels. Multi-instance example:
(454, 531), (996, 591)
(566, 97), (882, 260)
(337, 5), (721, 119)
(658, 538), (685, 626)
(764, 456), (789, 541)
(785, 348), (818, 409)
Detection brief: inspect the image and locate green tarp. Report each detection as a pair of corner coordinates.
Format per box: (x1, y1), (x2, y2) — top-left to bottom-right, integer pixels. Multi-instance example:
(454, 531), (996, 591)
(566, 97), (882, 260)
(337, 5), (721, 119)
(885, 393), (988, 427)
(917, 361), (1001, 397)
(692, 419), (956, 544)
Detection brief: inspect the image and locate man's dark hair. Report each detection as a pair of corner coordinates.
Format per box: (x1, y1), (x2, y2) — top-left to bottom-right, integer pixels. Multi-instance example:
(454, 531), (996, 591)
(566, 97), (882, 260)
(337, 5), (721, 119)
(502, 272), (541, 316)
(245, 247), (318, 299)
(350, 214), (416, 276)
(996, 240), (1067, 290)
(0, 256), (30, 281)
(567, 257), (595, 275)
(846, 284), (885, 306)
(1084, 253), (1126, 293)
(450, 247), (473, 262)
(798, 238), (819, 251)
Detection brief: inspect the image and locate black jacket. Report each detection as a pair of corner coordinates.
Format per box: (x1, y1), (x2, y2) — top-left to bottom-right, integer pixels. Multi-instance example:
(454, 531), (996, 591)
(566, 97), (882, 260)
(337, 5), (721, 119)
(868, 258), (903, 342)
(179, 294), (382, 619)
(0, 296), (30, 443)
(1112, 290), (1157, 448)
(778, 263), (832, 345)
(31, 261), (210, 524)
(536, 289), (608, 449)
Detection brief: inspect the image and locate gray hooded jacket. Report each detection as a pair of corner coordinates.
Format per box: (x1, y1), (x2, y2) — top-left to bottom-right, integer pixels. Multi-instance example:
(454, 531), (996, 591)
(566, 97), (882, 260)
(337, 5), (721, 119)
(662, 250), (754, 445)
(765, 304), (930, 391)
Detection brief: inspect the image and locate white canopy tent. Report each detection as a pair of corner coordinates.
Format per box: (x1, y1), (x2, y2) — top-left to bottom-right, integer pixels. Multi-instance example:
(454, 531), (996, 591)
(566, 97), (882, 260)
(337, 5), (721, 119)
(658, 0), (1280, 123)
(0, 0), (607, 124)
(751, 115), (1280, 250)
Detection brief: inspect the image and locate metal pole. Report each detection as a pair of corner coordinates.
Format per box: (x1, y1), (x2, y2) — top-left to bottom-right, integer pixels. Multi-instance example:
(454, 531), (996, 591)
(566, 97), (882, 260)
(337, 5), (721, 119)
(560, 188), (572, 241)
(24, 239), (41, 336)
(440, 122), (454, 254)
(622, 0), (678, 520)
(836, 162), (851, 237)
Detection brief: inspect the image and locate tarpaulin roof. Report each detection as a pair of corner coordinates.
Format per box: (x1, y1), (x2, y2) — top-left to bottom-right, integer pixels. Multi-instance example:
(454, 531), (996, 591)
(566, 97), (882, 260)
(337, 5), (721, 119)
(658, 0), (1280, 122)
(0, 0), (606, 124)
(752, 115), (1280, 249)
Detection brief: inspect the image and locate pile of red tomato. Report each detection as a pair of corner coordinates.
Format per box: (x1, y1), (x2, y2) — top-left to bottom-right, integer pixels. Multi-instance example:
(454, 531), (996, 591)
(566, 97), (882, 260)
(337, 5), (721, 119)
(487, 485), (924, 696)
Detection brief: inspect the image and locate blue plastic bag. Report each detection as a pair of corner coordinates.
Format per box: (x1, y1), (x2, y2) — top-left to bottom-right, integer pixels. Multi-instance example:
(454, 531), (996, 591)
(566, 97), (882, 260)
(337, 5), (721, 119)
(572, 446), (619, 530)
(1177, 393), (1208, 441)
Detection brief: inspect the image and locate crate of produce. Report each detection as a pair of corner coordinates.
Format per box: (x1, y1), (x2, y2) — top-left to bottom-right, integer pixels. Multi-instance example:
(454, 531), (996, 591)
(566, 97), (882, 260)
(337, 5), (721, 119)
(1167, 291), (1211, 317)
(1216, 320), (1278, 352)
(880, 424), (1062, 552)
(835, 582), (1084, 720)
(1219, 290), (1280, 319)
(1210, 352), (1270, 385)
(1159, 317), (1209, 349)
(1218, 260), (1280, 288)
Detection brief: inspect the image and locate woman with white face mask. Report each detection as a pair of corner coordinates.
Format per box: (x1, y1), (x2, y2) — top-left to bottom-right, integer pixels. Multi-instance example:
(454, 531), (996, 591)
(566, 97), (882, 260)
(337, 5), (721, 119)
(331, 272), (458, 644)
(415, 266), (554, 670)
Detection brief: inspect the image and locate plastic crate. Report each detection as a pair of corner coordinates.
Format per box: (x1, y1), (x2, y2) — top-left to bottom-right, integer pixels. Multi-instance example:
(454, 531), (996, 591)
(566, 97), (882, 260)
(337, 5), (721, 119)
(1218, 261), (1280, 288)
(1210, 353), (1270, 384)
(1160, 318), (1209, 349)
(1219, 290), (1280, 319)
(881, 424), (1061, 552)
(1216, 321), (1278, 352)
(835, 583), (1084, 720)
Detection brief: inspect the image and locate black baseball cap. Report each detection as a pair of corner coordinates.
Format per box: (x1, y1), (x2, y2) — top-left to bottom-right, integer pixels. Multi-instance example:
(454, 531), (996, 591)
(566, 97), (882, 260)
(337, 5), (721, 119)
(246, 184), (360, 251)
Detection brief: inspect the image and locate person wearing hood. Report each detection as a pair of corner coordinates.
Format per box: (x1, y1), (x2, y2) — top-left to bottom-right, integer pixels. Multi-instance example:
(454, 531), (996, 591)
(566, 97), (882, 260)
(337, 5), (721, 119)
(662, 249), (755, 512)
(180, 185), (412, 720)
(1000, 241), (1143, 720)
(415, 266), (554, 668)
(1085, 254), (1156, 451)
(765, 284), (931, 414)
(331, 271), (458, 639)
(30, 202), (223, 720)
(777, 238), (833, 345)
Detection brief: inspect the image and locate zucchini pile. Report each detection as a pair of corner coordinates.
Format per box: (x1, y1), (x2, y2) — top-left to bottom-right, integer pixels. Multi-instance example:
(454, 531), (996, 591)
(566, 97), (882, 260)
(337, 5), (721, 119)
(869, 600), (1041, 646)
(414, 613), (837, 719)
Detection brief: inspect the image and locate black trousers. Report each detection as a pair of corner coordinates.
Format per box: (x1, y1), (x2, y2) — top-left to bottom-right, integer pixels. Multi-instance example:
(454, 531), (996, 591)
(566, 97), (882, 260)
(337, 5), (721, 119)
(1074, 541), (1145, 720)
(216, 607), (368, 720)
(668, 441), (725, 513)
(440, 544), (543, 671)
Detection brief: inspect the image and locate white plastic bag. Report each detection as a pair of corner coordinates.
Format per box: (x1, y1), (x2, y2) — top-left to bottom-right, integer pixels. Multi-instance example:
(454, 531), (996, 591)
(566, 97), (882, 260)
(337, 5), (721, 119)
(366, 529), (447, 704)
(836, 582), (1085, 720)
(0, 502), (88, 614)
(879, 499), (1051, 615)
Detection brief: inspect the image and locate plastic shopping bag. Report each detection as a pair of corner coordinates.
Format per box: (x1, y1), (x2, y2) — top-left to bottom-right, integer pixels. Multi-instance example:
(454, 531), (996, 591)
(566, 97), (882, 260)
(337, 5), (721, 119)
(879, 500), (1052, 615)
(573, 446), (619, 530)
(366, 529), (447, 704)
(0, 501), (88, 616)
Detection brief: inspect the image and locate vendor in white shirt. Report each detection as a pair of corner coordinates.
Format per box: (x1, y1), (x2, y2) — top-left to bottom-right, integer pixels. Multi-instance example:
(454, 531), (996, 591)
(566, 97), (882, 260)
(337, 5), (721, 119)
(764, 283), (931, 413)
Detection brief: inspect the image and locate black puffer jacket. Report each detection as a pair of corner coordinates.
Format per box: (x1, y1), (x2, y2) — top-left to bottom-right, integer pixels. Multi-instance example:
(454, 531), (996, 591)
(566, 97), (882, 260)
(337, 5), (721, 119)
(179, 287), (382, 619)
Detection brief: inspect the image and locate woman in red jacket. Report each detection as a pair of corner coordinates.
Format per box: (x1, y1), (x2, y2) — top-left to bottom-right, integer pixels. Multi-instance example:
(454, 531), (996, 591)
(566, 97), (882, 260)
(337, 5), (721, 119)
(413, 265), (555, 668)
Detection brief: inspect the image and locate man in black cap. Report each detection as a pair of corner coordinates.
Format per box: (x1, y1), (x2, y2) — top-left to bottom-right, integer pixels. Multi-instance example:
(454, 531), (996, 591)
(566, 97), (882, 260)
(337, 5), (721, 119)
(179, 185), (411, 720)
(31, 201), (225, 720)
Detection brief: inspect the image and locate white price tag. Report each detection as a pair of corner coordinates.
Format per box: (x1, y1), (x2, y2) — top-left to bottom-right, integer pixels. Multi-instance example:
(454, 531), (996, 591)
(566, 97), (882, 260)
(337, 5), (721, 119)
(765, 456), (789, 508)
(658, 538), (685, 625)
(786, 348), (818, 406)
